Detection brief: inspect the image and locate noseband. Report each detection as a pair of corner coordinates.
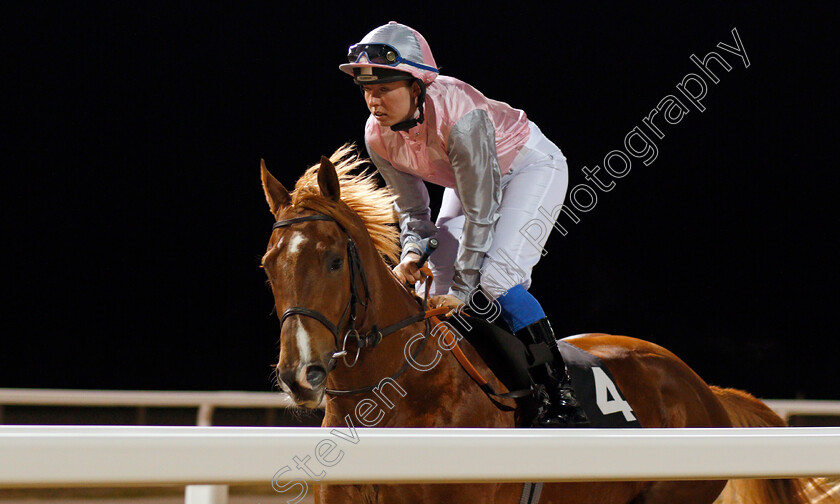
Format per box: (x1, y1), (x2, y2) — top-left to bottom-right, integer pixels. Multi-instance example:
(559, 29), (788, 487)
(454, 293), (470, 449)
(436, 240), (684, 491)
(272, 211), (430, 394)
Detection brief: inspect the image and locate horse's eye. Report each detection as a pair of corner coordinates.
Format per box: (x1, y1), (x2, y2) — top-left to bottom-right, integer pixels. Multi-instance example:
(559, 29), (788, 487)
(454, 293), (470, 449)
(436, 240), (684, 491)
(329, 258), (344, 272)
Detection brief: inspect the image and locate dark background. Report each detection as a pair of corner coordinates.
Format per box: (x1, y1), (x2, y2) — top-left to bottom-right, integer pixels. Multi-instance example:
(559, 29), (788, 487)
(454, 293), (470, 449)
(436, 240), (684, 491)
(3, 2), (838, 399)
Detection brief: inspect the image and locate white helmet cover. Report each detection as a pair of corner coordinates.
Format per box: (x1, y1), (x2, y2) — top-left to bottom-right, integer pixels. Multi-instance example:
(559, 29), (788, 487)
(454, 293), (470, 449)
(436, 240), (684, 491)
(339, 21), (439, 84)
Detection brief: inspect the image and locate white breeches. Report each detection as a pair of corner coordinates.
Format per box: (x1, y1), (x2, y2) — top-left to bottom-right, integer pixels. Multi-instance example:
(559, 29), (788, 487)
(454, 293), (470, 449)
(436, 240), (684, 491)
(428, 122), (569, 298)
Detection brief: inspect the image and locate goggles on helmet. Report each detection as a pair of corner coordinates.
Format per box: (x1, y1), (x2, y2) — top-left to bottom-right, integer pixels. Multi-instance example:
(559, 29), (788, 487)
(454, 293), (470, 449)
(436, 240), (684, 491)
(347, 43), (438, 73)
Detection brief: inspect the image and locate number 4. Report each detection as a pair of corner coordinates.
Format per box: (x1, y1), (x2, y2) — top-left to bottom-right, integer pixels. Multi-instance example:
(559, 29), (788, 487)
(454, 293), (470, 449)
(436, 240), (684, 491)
(592, 367), (637, 421)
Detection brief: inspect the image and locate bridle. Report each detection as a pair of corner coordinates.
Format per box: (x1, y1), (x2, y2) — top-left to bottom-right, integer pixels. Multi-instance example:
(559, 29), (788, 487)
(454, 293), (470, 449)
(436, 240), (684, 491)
(271, 211), (430, 396)
(274, 214), (370, 367)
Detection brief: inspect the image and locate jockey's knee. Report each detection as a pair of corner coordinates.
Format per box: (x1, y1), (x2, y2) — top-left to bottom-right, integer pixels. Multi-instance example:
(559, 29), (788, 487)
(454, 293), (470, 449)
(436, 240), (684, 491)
(479, 255), (532, 300)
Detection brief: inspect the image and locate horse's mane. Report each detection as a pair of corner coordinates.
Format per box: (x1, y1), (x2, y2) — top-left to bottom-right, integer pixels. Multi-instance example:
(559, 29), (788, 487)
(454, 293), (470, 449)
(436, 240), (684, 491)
(290, 143), (401, 264)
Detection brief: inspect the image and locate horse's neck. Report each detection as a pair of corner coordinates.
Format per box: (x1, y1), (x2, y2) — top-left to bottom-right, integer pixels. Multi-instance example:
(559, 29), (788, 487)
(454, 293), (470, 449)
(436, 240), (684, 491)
(324, 265), (516, 427)
(323, 323), (515, 428)
(361, 251), (423, 331)
(323, 237), (515, 428)
(324, 247), (421, 388)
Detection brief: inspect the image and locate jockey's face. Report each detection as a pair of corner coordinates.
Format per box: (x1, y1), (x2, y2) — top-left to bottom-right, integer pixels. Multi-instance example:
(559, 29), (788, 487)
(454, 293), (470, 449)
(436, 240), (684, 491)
(363, 80), (419, 127)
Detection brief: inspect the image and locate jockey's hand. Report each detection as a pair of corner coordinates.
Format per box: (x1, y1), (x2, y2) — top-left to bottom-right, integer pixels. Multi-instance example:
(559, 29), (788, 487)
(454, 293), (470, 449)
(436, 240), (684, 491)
(392, 252), (426, 285)
(429, 294), (465, 313)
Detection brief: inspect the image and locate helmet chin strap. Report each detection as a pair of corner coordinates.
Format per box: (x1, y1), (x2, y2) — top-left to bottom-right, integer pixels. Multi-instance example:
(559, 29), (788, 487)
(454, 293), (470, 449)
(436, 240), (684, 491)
(390, 80), (426, 132)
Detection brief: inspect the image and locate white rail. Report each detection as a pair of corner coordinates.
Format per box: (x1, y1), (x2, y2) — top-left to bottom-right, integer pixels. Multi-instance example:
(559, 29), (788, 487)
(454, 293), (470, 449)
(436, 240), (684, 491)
(764, 400), (840, 422)
(1, 426), (839, 487)
(0, 388), (297, 426)
(2, 389), (838, 426)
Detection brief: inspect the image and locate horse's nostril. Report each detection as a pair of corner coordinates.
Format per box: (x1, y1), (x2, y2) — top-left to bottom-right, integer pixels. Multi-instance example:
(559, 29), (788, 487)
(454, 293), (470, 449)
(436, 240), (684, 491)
(305, 365), (327, 387)
(279, 369), (297, 389)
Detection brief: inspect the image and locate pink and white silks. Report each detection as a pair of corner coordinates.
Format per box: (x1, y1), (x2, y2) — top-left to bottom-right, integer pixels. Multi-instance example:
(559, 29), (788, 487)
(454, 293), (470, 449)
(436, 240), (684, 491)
(366, 75), (568, 301)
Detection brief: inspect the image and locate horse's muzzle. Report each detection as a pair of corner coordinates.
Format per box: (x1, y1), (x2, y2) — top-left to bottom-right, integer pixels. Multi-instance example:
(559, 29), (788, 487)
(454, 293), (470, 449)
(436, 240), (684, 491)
(277, 362), (327, 408)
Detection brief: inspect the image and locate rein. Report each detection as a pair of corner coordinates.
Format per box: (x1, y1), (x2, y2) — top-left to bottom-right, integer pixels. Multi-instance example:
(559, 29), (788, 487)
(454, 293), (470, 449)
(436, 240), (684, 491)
(272, 211), (531, 401)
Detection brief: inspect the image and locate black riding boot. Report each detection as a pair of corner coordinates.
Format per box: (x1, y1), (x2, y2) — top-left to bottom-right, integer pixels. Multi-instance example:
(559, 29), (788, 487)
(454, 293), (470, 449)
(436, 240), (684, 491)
(514, 318), (590, 428)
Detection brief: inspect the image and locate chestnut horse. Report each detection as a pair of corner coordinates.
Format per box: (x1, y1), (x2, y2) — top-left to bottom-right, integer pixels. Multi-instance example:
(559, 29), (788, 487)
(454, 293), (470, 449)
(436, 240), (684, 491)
(260, 146), (830, 504)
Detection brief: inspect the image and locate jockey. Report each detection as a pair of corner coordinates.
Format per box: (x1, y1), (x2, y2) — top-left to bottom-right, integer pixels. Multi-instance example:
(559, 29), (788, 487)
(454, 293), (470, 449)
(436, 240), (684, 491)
(339, 21), (587, 428)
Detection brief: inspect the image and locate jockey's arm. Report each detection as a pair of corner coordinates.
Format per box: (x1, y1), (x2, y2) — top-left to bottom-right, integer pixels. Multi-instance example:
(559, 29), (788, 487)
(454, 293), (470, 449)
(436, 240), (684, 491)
(365, 140), (437, 261)
(447, 109), (503, 303)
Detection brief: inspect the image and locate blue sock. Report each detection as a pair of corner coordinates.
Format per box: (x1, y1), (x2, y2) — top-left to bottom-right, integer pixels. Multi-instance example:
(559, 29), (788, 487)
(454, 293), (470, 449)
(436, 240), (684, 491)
(496, 284), (546, 332)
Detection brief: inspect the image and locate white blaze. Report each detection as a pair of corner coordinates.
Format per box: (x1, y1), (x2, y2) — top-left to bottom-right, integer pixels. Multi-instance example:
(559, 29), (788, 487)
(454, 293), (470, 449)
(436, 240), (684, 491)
(295, 321), (312, 364)
(287, 231), (307, 256)
(282, 231), (313, 369)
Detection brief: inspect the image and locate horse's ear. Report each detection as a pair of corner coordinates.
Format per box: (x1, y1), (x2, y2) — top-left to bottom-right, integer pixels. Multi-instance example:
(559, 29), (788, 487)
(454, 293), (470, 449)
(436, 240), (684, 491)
(317, 155), (341, 201)
(261, 159), (291, 214)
